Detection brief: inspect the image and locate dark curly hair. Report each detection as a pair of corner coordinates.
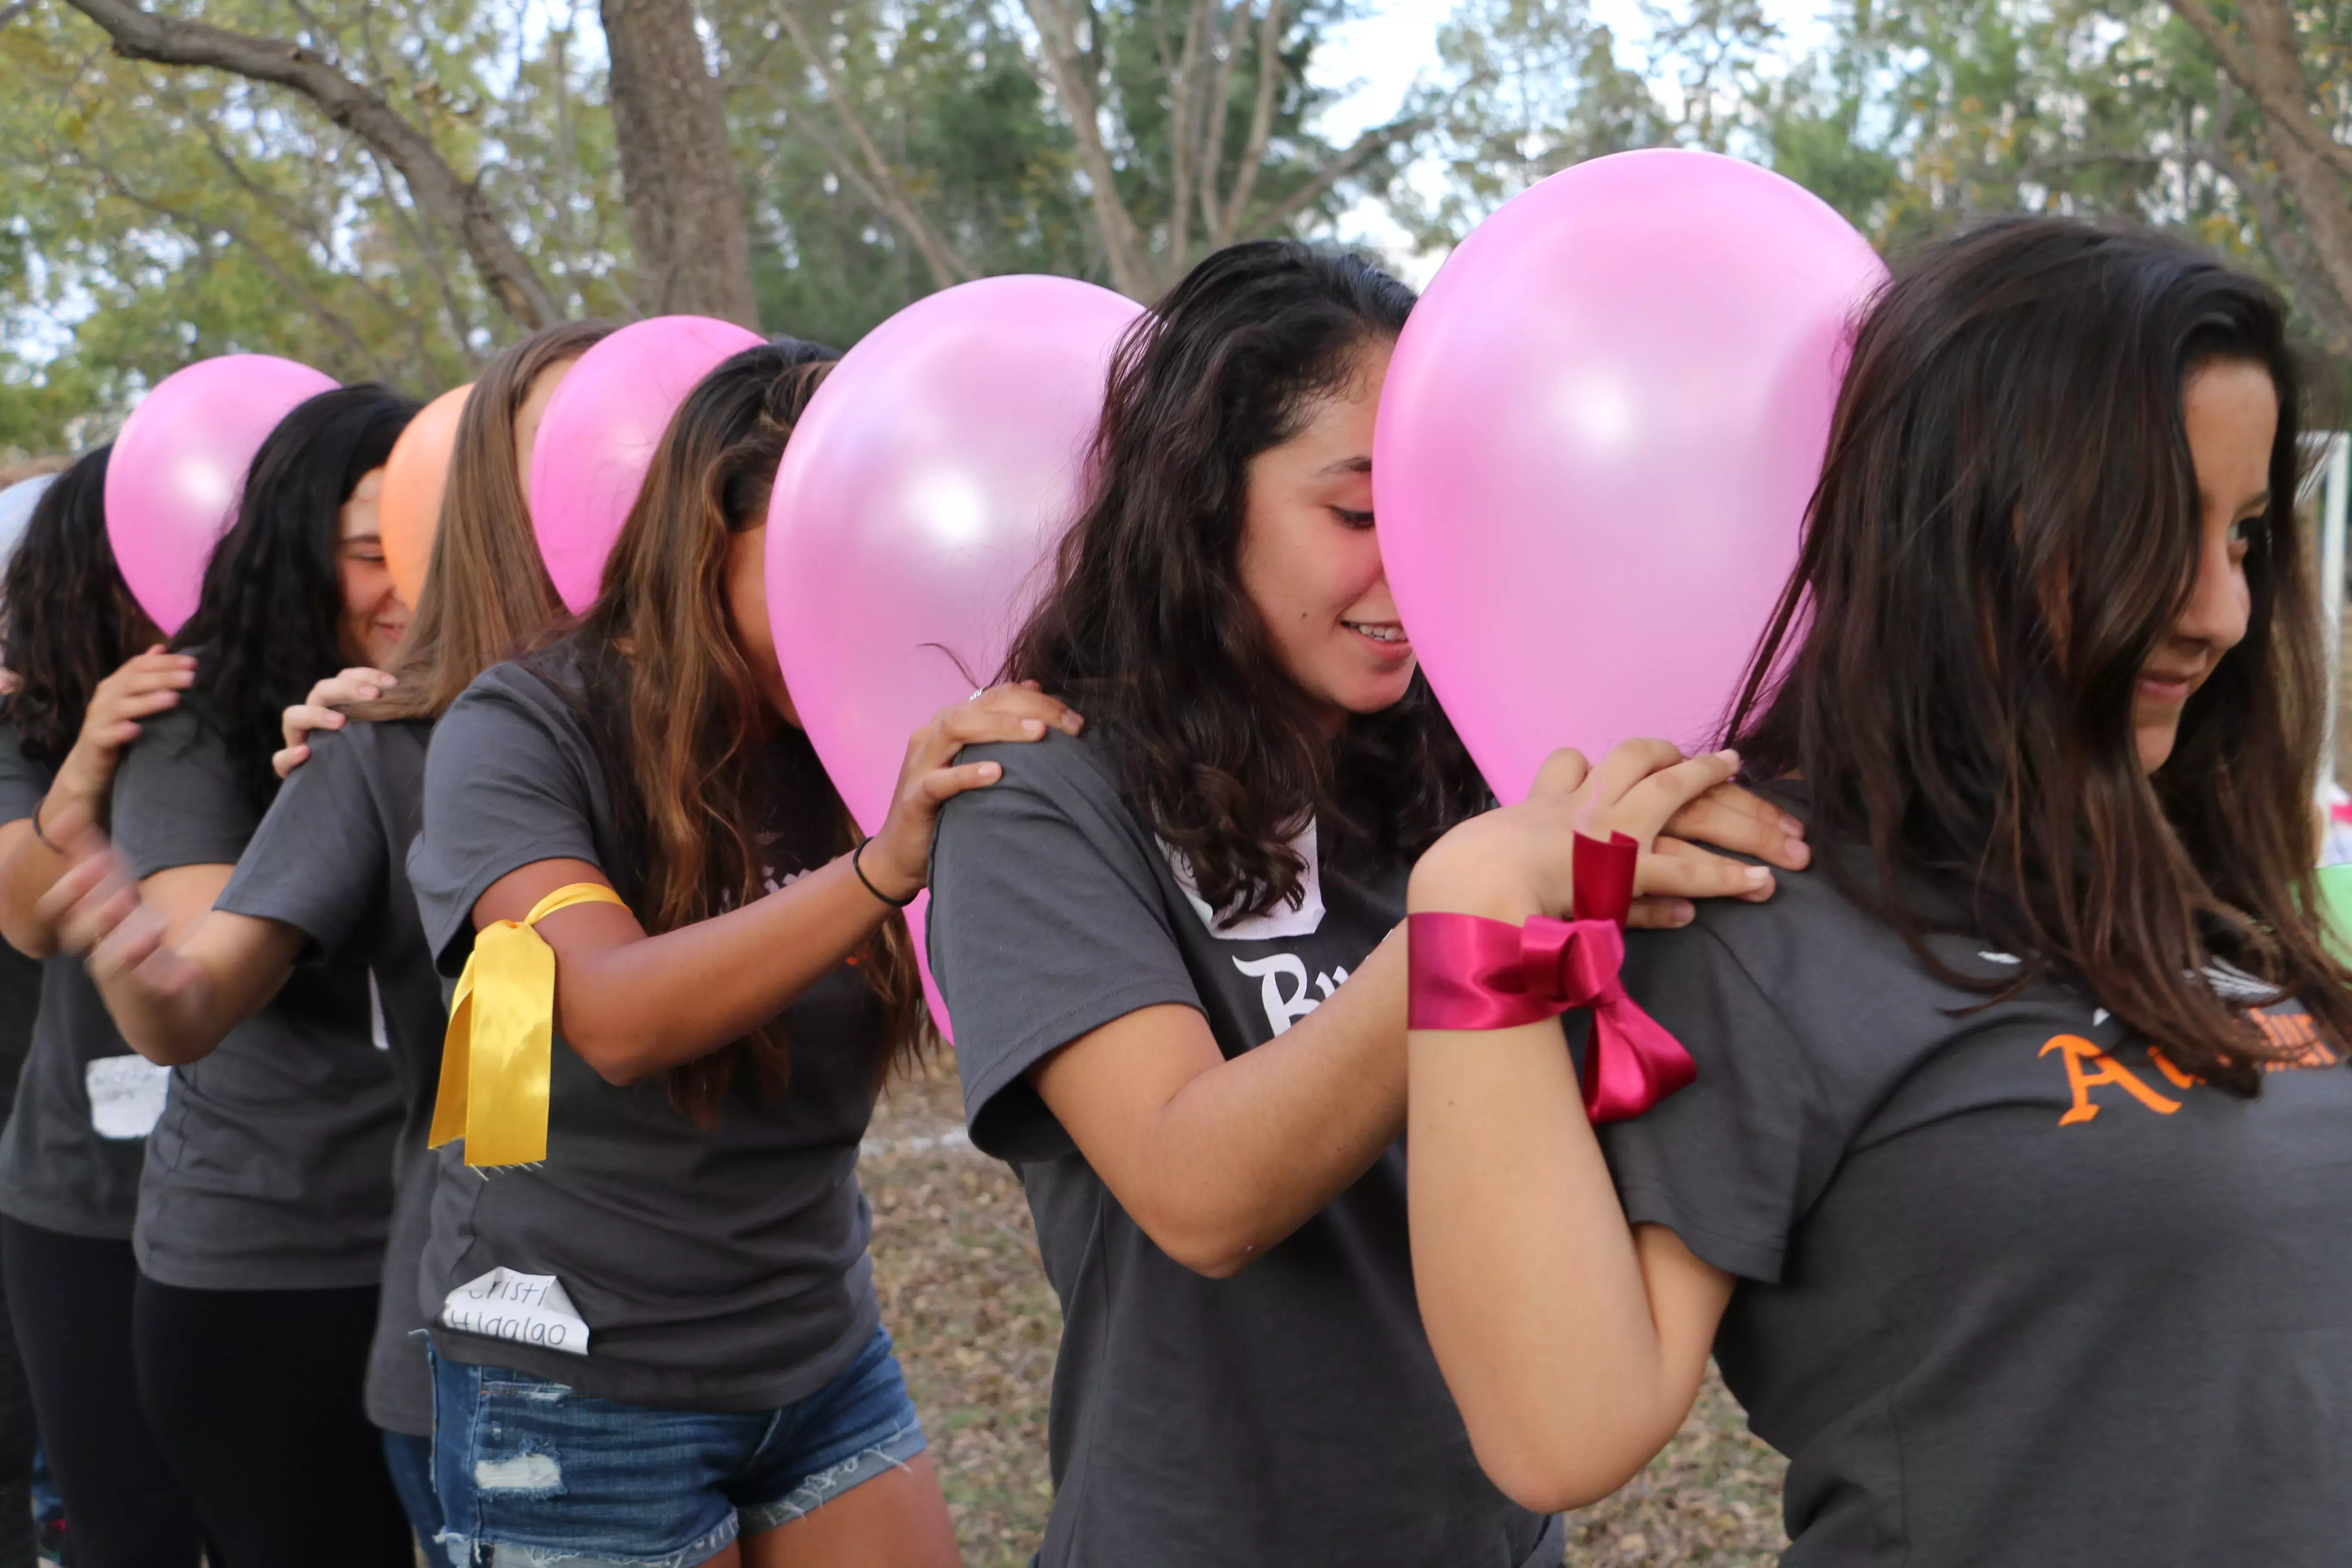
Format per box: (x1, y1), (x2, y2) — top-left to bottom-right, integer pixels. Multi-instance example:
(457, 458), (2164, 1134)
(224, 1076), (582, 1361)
(174, 384), (419, 812)
(1728, 217), (2347, 1093)
(0, 446), (156, 766)
(1004, 240), (1487, 920)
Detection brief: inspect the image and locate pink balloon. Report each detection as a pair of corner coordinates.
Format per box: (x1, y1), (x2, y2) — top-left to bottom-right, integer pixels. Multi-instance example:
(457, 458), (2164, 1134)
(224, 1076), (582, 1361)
(529, 315), (765, 613)
(105, 355), (339, 634)
(1376, 149), (1888, 803)
(768, 275), (1143, 1031)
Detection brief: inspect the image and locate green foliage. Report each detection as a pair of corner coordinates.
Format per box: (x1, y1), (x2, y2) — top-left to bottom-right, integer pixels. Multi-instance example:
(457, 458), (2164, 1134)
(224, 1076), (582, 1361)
(721, 0), (1099, 348)
(0, 0), (631, 456)
(3, 0), (2344, 460)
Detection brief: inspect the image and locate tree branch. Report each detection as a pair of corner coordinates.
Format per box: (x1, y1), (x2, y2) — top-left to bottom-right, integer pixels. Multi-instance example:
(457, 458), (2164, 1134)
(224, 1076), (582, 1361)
(85, 164), (398, 379)
(1021, 0), (1155, 298)
(773, 1), (974, 290)
(59, 0), (560, 329)
(2166, 0), (2352, 187)
(1241, 113), (1426, 239)
(1162, 0), (1220, 271)
(1216, 0), (1284, 247)
(1198, 0), (1253, 247)
(2197, 117), (2352, 357)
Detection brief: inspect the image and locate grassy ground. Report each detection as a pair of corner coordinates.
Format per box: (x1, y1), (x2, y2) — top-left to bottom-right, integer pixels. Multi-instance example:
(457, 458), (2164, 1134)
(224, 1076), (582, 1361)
(861, 1061), (1789, 1568)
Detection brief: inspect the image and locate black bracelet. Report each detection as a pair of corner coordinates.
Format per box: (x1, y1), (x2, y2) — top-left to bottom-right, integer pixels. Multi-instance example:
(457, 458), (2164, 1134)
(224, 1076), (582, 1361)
(28, 803), (58, 854)
(852, 838), (919, 909)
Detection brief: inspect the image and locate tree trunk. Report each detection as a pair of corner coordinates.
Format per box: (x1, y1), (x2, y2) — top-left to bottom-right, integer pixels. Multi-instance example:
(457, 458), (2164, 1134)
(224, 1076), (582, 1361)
(601, 0), (760, 327)
(2167, 0), (2352, 350)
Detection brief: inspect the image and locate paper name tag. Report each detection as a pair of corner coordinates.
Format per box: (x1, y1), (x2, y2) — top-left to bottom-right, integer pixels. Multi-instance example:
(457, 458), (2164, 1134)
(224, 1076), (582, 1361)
(441, 1268), (591, 1356)
(86, 1055), (171, 1139)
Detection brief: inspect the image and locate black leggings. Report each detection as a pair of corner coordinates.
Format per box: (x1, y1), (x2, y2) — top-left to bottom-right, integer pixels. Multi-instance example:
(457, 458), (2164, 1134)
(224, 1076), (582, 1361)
(132, 1273), (412, 1568)
(0, 1223), (36, 1568)
(1, 1219), (201, 1568)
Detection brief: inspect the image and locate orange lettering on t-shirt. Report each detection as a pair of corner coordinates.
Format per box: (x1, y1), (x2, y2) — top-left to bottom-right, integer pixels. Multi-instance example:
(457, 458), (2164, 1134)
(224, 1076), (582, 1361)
(2249, 1010), (2338, 1069)
(2147, 1047), (2203, 1090)
(2039, 1034), (2182, 1125)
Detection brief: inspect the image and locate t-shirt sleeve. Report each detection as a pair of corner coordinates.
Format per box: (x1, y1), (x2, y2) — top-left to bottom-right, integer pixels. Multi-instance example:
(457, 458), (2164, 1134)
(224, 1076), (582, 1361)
(0, 717), (51, 827)
(408, 676), (603, 976)
(111, 708), (257, 879)
(1595, 919), (1838, 1284)
(926, 734), (1204, 1162)
(216, 723), (385, 960)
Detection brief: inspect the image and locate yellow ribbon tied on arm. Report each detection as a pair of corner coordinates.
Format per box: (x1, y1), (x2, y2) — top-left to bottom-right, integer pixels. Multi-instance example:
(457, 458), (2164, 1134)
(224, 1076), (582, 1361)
(429, 882), (627, 1168)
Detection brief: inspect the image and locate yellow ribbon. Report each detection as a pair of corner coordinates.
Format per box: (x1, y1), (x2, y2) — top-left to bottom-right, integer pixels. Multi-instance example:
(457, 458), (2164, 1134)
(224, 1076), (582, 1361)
(429, 882), (626, 1167)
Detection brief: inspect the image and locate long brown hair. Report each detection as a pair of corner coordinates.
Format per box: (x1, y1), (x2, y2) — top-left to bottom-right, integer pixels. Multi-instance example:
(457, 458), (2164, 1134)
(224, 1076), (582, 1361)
(1007, 240), (1487, 922)
(568, 340), (929, 1126)
(360, 321), (614, 723)
(1727, 217), (2351, 1092)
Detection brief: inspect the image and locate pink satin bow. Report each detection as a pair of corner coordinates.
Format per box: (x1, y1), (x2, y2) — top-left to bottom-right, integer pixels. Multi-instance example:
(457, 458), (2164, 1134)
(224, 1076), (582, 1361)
(1407, 831), (1695, 1123)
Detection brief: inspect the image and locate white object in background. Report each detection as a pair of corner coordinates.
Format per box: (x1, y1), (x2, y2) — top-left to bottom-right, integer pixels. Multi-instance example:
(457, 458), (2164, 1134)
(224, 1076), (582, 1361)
(0, 473), (57, 579)
(86, 1054), (171, 1139)
(2310, 432), (2349, 802)
(2322, 783), (2352, 868)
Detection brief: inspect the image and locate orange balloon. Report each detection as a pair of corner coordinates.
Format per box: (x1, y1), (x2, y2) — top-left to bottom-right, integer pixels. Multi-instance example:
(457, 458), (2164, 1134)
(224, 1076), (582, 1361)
(380, 382), (472, 612)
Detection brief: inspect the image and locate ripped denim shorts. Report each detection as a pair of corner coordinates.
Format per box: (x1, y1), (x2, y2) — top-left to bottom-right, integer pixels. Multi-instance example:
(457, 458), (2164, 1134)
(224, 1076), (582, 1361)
(428, 1324), (928, 1568)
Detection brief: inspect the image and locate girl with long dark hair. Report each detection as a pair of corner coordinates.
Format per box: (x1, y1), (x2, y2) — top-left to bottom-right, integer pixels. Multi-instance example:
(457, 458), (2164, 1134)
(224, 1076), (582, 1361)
(79, 384), (422, 1565)
(0, 447), (204, 1567)
(405, 341), (1067, 1568)
(43, 322), (613, 1548)
(1403, 219), (2352, 1564)
(923, 238), (1806, 1566)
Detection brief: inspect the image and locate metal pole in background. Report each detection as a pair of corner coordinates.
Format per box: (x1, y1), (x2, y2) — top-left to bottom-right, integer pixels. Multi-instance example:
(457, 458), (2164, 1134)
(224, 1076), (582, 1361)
(2321, 432), (2350, 806)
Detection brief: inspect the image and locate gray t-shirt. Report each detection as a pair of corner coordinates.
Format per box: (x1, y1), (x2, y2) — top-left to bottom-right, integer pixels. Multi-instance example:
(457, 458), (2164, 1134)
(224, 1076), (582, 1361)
(929, 730), (1560, 1568)
(405, 650), (885, 1411)
(1601, 839), (2352, 1565)
(111, 702), (401, 1289)
(0, 714), (168, 1240)
(217, 717), (441, 1434)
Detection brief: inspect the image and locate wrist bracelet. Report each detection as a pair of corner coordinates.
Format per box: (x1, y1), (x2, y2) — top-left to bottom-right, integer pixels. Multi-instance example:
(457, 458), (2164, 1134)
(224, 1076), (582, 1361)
(28, 803), (59, 854)
(1406, 831), (1694, 1123)
(852, 838), (919, 909)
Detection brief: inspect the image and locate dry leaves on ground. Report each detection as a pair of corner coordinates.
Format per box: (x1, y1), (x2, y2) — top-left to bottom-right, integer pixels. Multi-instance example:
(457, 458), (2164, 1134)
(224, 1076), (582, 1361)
(862, 1062), (1788, 1567)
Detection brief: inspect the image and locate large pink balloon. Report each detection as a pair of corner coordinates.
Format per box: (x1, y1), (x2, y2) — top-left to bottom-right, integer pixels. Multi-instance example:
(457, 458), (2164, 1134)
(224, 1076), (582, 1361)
(1376, 149), (1887, 802)
(105, 355), (338, 634)
(529, 315), (764, 613)
(768, 275), (1143, 1031)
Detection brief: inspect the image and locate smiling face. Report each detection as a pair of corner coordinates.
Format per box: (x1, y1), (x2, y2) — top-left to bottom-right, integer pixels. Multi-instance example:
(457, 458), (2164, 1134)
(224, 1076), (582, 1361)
(337, 466), (410, 666)
(2133, 358), (2273, 773)
(1235, 337), (1416, 732)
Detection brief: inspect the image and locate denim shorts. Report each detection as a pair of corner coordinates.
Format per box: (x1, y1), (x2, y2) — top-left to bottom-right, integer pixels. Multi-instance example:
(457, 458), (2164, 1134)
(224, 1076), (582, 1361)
(429, 1324), (928, 1568)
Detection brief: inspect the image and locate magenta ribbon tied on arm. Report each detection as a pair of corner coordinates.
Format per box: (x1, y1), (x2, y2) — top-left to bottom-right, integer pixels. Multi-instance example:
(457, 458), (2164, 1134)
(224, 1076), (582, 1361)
(1407, 831), (1696, 1122)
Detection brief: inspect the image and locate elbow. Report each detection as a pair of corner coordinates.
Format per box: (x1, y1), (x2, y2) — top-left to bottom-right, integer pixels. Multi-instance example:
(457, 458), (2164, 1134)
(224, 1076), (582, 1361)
(1460, 1405), (1675, 1516)
(1137, 1210), (1268, 1280)
(0, 920), (54, 963)
(0, 900), (55, 962)
(135, 1038), (212, 1069)
(1481, 1451), (1636, 1517)
(569, 1032), (655, 1088)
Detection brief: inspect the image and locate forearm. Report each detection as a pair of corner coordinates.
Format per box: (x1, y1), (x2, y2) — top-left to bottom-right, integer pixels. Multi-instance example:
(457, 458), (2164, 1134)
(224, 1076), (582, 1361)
(1407, 1016), (1703, 1510)
(95, 962), (235, 1066)
(91, 910), (300, 1067)
(555, 854), (894, 1084)
(0, 816), (69, 958)
(1107, 932), (1410, 1275)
